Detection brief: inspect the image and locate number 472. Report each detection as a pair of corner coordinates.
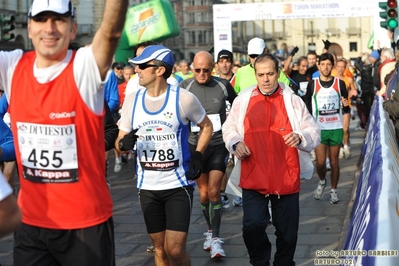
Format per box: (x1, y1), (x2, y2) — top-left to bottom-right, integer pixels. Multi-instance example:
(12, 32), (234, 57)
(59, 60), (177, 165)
(28, 149), (63, 168)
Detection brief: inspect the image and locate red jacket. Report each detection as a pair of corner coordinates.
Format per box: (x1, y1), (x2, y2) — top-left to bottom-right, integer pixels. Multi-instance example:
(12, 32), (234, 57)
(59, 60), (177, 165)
(240, 87), (300, 195)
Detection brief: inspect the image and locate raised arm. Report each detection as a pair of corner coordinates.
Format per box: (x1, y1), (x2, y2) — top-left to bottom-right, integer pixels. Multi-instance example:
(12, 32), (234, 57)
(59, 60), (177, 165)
(91, 0), (129, 79)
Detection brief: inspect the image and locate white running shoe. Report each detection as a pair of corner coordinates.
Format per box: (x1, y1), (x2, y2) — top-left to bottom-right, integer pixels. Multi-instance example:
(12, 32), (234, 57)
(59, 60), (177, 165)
(221, 193), (230, 209)
(114, 161), (122, 173)
(210, 238), (226, 258)
(330, 190), (340, 204)
(203, 231), (212, 251)
(233, 196), (243, 206)
(326, 158), (331, 170)
(314, 180), (326, 200)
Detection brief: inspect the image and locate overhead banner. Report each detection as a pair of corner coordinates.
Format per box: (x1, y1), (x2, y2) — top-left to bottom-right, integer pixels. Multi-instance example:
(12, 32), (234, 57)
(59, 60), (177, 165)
(213, 0), (375, 61)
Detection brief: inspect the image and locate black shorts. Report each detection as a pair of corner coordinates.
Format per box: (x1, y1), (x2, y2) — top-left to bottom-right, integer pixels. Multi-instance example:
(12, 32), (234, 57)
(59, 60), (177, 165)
(13, 217), (115, 266)
(139, 186), (194, 234)
(189, 143), (228, 173)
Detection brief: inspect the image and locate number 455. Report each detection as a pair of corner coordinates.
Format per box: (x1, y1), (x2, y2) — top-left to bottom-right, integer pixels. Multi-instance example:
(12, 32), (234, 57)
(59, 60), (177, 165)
(28, 149), (63, 168)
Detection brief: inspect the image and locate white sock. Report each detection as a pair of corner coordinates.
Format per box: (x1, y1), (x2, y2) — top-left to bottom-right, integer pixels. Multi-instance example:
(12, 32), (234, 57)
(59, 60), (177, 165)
(344, 145), (349, 149)
(319, 179), (326, 185)
(331, 189), (336, 193)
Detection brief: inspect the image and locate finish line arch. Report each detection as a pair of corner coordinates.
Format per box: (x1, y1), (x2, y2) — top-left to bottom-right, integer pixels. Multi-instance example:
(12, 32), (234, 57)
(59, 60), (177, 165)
(212, 0), (375, 61)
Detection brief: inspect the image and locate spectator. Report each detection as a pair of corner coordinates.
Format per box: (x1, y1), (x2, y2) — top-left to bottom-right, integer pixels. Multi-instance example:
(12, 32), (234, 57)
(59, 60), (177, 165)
(378, 48), (396, 97)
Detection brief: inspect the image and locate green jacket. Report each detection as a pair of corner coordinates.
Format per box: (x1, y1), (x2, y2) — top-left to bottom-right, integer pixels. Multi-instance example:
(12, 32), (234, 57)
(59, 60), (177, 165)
(234, 64), (290, 94)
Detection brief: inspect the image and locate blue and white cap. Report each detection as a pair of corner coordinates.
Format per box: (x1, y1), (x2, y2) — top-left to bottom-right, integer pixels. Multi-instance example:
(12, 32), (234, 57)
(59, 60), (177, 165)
(131, 45), (175, 67)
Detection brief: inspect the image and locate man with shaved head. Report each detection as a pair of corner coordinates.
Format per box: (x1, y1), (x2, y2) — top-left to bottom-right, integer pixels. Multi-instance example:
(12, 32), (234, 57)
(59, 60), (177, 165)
(179, 51), (237, 259)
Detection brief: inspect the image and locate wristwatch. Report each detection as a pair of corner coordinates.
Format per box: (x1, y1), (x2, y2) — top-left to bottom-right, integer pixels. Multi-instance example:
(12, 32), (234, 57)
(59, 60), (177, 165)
(233, 142), (240, 151)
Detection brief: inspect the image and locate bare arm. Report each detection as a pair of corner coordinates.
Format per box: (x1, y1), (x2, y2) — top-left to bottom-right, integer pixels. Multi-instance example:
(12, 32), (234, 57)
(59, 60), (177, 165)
(91, 0), (129, 80)
(283, 55), (293, 75)
(0, 194), (21, 238)
(194, 116), (213, 154)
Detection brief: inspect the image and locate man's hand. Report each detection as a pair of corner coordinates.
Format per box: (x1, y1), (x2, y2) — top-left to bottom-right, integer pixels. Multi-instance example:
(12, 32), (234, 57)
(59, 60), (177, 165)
(234, 142), (251, 160)
(341, 96), (349, 107)
(186, 151), (203, 180)
(119, 128), (138, 151)
(283, 132), (302, 147)
(322, 39), (331, 50)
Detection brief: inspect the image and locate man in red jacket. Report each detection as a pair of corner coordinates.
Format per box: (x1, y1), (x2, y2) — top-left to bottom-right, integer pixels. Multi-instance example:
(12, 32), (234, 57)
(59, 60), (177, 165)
(223, 54), (320, 266)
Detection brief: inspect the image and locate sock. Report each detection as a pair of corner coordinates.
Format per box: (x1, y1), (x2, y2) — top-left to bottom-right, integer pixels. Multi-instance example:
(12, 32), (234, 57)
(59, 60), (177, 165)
(331, 189), (336, 193)
(115, 157), (121, 164)
(209, 200), (222, 238)
(344, 145), (349, 149)
(319, 179), (326, 185)
(200, 202), (212, 230)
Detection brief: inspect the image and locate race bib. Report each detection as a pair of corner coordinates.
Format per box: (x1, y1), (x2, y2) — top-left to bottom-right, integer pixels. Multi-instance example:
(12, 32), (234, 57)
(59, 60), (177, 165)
(191, 114), (222, 133)
(299, 81), (308, 93)
(136, 132), (180, 171)
(17, 122), (78, 183)
(317, 93), (339, 116)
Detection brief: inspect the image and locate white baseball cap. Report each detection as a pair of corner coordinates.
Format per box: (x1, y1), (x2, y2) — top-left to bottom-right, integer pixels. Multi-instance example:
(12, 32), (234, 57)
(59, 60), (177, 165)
(248, 37), (266, 55)
(28, 0), (75, 18)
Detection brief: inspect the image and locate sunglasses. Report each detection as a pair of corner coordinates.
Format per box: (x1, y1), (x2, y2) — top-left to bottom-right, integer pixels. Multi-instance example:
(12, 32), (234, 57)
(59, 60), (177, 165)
(249, 54), (259, 59)
(137, 63), (159, 70)
(194, 68), (210, 73)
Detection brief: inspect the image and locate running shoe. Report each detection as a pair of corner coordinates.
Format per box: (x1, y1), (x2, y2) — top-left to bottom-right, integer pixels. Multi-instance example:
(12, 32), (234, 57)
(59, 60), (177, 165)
(210, 238), (226, 258)
(326, 158), (331, 171)
(203, 231), (212, 251)
(114, 161), (122, 173)
(233, 196), (242, 206)
(314, 180), (326, 200)
(330, 190), (340, 204)
(147, 244), (155, 253)
(221, 193), (230, 209)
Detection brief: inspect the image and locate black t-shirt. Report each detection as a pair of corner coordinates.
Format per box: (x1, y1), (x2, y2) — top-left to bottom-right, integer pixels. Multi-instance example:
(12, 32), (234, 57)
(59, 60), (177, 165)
(290, 70), (312, 96)
(291, 70), (311, 83)
(307, 65), (318, 76)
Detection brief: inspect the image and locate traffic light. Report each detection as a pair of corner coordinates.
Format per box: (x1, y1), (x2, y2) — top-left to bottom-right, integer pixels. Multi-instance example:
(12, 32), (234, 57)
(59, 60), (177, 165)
(0, 15), (15, 42)
(379, 0), (399, 29)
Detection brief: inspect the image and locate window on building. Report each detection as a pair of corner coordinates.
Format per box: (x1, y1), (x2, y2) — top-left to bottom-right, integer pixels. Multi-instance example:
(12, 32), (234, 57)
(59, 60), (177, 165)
(189, 13), (195, 23)
(191, 31), (196, 44)
(349, 42), (358, 52)
(199, 31), (203, 44)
